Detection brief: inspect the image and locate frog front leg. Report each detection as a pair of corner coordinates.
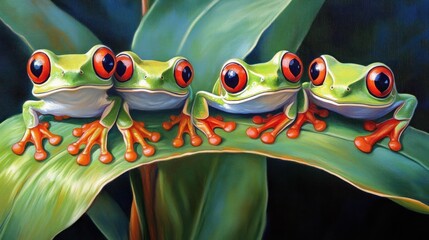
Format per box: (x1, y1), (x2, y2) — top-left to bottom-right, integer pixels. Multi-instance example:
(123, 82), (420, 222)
(191, 92), (236, 145)
(246, 99), (297, 144)
(12, 100), (62, 161)
(354, 94), (417, 152)
(162, 97), (202, 148)
(116, 102), (161, 162)
(287, 88), (329, 138)
(67, 96), (122, 166)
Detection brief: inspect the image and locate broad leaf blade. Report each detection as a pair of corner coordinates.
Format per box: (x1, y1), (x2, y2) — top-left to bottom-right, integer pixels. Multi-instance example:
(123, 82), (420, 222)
(251, 0), (325, 61)
(154, 154), (267, 239)
(86, 191), (129, 240)
(0, 0), (100, 53)
(0, 109), (429, 238)
(132, 0), (294, 91)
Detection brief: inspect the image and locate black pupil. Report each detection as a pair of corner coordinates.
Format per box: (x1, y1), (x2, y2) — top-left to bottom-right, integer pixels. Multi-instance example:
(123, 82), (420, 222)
(182, 66), (192, 83)
(289, 59), (301, 77)
(225, 70), (239, 89)
(102, 54), (114, 73)
(375, 72), (390, 93)
(116, 60), (126, 77)
(310, 62), (320, 80)
(31, 59), (43, 77)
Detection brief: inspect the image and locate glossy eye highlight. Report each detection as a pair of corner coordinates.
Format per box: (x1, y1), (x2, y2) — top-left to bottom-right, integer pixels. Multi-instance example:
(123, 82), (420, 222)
(221, 62), (248, 93)
(93, 47), (116, 79)
(366, 66), (394, 98)
(27, 52), (51, 84)
(308, 57), (326, 86)
(281, 52), (303, 83)
(174, 59), (194, 88)
(114, 54), (134, 82)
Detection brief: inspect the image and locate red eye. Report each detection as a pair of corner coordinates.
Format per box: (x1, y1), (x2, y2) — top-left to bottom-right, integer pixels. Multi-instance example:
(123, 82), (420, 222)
(221, 62), (247, 93)
(281, 52), (303, 83)
(308, 57), (326, 86)
(93, 47), (116, 79)
(366, 66), (394, 98)
(174, 59), (194, 88)
(27, 52), (51, 84)
(114, 54), (133, 82)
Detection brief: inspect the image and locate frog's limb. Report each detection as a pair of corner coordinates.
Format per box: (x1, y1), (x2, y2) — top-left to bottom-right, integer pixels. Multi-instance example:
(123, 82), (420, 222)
(246, 100), (297, 144)
(191, 92), (236, 145)
(162, 97), (202, 148)
(287, 89), (328, 138)
(354, 94), (417, 152)
(116, 102), (161, 162)
(68, 96), (122, 166)
(12, 100), (62, 161)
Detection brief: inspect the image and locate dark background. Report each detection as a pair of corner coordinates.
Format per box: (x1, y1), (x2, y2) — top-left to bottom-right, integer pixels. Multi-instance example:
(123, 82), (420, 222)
(1, 0), (428, 239)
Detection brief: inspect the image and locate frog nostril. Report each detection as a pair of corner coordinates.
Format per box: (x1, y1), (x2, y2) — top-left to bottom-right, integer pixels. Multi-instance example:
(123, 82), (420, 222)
(144, 75), (147, 79)
(79, 70), (84, 75)
(61, 71), (65, 76)
(346, 87), (351, 91)
(161, 76), (164, 80)
(330, 85), (334, 90)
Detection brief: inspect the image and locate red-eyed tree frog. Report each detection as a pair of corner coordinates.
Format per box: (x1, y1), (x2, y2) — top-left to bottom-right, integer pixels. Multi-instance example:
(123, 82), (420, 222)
(192, 51), (304, 145)
(113, 52), (202, 162)
(287, 55), (417, 153)
(12, 45), (122, 165)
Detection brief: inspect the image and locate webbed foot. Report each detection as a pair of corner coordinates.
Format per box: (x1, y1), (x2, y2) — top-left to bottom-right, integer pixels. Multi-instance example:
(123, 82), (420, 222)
(119, 121), (161, 162)
(287, 103), (328, 138)
(67, 120), (112, 166)
(12, 122), (62, 161)
(246, 112), (293, 144)
(194, 115), (236, 145)
(354, 119), (403, 153)
(163, 113), (202, 148)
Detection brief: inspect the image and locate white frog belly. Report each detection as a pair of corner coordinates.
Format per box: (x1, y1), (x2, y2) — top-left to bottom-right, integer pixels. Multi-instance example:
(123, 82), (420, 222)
(38, 88), (111, 117)
(208, 88), (299, 114)
(308, 90), (400, 120)
(117, 89), (188, 111)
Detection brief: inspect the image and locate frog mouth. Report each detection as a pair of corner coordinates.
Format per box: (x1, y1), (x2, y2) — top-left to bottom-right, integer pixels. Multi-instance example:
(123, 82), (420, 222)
(308, 91), (393, 109)
(33, 85), (112, 97)
(115, 88), (189, 97)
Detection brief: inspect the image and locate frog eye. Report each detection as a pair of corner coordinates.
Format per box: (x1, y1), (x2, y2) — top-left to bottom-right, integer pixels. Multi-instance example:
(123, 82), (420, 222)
(174, 59), (194, 88)
(114, 54), (134, 82)
(221, 62), (247, 93)
(308, 57), (326, 86)
(27, 52), (51, 84)
(281, 52), (303, 83)
(366, 66), (394, 98)
(93, 47), (116, 79)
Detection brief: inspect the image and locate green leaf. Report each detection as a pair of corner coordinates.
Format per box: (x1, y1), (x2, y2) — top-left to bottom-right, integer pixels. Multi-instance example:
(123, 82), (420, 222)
(1, 109), (429, 238)
(252, 0), (325, 61)
(86, 190), (129, 240)
(132, 0), (298, 91)
(153, 154), (267, 239)
(0, 0), (100, 53)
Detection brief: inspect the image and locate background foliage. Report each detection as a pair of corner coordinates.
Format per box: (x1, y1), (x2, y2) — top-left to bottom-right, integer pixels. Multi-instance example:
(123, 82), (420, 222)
(0, 0), (428, 239)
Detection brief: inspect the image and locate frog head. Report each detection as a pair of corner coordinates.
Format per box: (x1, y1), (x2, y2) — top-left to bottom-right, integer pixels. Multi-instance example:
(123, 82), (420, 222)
(307, 55), (397, 106)
(27, 45), (116, 97)
(217, 50), (303, 101)
(113, 51), (192, 95)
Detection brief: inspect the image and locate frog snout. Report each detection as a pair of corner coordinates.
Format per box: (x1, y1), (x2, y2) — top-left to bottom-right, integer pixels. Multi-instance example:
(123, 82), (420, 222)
(330, 85), (351, 97)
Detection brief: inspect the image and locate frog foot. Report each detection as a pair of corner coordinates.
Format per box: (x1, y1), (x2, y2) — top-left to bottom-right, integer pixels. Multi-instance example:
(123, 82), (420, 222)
(12, 122), (62, 161)
(246, 113), (293, 144)
(194, 115), (236, 146)
(162, 113), (203, 148)
(54, 115), (70, 121)
(67, 120), (112, 166)
(354, 119), (403, 153)
(119, 121), (161, 162)
(287, 103), (329, 138)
